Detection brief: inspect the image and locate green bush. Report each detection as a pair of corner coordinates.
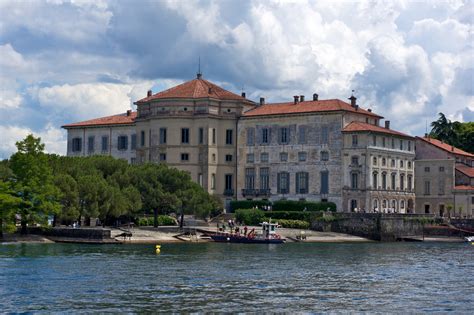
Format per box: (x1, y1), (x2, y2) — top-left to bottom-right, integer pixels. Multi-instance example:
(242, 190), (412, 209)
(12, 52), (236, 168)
(235, 209), (266, 225)
(272, 200), (336, 212)
(137, 215), (177, 226)
(264, 211), (313, 221)
(230, 200), (271, 212)
(275, 219), (310, 229)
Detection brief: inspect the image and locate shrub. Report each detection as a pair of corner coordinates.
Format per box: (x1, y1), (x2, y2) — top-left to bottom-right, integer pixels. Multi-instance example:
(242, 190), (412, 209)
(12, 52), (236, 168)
(235, 209), (266, 225)
(272, 200), (336, 212)
(275, 219), (310, 229)
(264, 211), (313, 221)
(137, 215), (177, 226)
(230, 200), (271, 212)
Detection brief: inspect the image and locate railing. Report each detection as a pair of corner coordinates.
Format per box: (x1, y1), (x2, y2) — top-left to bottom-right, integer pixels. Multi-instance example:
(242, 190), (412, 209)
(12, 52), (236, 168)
(241, 189), (271, 197)
(223, 189), (234, 196)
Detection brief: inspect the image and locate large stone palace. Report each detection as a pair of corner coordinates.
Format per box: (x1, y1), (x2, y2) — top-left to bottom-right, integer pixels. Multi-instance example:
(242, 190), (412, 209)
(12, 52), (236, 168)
(62, 75), (473, 216)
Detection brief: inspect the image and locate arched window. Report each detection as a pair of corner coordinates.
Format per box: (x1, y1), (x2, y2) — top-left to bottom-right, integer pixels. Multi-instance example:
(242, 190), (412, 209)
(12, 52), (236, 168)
(400, 160), (404, 168)
(391, 200), (397, 210)
(400, 200), (405, 209)
(382, 172), (387, 189)
(373, 172), (378, 189)
(400, 173), (405, 190)
(373, 199), (379, 211)
(382, 199), (387, 210)
(382, 158), (386, 166)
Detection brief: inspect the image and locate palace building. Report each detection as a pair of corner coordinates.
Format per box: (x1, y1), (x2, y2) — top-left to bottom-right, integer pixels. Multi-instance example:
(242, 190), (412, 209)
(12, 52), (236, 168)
(62, 74), (417, 212)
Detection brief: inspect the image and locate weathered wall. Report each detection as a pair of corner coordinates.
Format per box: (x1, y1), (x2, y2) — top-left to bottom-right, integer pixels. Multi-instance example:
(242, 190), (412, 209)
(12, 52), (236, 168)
(311, 213), (431, 241)
(28, 227), (112, 239)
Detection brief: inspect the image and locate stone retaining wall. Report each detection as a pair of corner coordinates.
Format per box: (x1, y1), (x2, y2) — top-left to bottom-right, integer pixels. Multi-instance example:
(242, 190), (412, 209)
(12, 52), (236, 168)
(27, 227), (112, 240)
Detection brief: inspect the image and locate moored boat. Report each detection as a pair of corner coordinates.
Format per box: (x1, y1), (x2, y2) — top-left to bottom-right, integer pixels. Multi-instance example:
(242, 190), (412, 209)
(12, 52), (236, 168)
(211, 221), (285, 244)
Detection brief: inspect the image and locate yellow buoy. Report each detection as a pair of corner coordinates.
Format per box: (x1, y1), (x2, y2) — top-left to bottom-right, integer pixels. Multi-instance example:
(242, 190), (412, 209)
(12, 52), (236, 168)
(155, 244), (161, 254)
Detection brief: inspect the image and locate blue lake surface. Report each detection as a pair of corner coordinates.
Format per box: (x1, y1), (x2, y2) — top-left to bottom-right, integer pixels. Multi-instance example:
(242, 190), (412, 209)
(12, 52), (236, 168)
(0, 242), (473, 313)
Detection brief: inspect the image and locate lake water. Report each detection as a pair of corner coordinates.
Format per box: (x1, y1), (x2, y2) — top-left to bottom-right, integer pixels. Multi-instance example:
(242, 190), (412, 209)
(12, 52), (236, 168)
(0, 242), (473, 313)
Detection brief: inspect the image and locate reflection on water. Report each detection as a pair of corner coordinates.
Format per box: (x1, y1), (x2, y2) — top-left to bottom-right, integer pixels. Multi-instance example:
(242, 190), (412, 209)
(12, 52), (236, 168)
(0, 242), (473, 312)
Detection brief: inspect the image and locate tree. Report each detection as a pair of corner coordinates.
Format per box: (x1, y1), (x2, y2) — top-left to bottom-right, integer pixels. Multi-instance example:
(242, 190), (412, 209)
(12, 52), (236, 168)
(429, 113), (474, 153)
(54, 174), (80, 225)
(9, 135), (61, 234)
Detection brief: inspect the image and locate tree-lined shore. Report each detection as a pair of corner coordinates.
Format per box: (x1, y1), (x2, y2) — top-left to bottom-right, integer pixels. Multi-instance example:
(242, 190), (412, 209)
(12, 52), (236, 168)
(0, 135), (221, 237)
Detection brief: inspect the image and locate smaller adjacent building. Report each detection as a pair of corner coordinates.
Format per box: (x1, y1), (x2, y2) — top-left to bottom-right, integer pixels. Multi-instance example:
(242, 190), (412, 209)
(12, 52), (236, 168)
(62, 110), (137, 164)
(414, 137), (474, 217)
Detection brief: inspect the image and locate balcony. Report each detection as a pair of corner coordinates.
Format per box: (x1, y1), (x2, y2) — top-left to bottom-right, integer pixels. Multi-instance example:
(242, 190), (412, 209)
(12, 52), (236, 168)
(258, 189), (271, 197)
(223, 189), (234, 196)
(241, 189), (271, 197)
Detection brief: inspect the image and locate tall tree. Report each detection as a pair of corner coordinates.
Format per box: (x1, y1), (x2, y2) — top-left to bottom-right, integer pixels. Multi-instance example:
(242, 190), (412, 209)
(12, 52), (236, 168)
(9, 135), (61, 234)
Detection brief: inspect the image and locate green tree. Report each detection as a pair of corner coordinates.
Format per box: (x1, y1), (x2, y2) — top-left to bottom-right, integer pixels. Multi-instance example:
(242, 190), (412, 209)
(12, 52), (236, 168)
(9, 135), (61, 234)
(54, 174), (80, 225)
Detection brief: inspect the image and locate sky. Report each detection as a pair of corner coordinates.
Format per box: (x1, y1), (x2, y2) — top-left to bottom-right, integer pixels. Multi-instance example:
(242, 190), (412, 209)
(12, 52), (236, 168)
(0, 0), (473, 158)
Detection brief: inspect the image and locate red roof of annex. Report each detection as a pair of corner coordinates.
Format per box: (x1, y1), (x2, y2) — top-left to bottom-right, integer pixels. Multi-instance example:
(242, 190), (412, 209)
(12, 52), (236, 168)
(135, 77), (250, 103)
(243, 99), (382, 118)
(417, 137), (474, 158)
(62, 111), (136, 128)
(454, 185), (474, 191)
(343, 121), (413, 138)
(455, 163), (474, 177)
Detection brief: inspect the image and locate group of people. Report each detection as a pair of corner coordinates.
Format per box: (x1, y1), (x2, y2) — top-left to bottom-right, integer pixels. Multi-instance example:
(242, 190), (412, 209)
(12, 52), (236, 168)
(218, 222), (255, 238)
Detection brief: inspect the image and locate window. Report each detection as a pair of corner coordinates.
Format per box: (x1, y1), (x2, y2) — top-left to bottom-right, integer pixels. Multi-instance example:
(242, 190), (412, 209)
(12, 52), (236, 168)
(212, 128), (216, 144)
(321, 151), (329, 161)
(88, 136), (94, 153)
(439, 180), (445, 195)
(181, 128), (189, 144)
(408, 141), (412, 151)
(351, 156), (359, 166)
(160, 128), (167, 144)
(296, 172), (309, 194)
(399, 140), (403, 150)
(382, 158), (386, 166)
(321, 126), (329, 144)
(160, 153), (166, 161)
(400, 160), (404, 168)
(260, 168), (269, 190)
(382, 137), (386, 147)
(391, 159), (395, 167)
(245, 168), (255, 190)
(298, 126), (306, 144)
(198, 173), (203, 187)
(372, 135), (376, 146)
(280, 152), (288, 162)
(280, 127), (289, 144)
(277, 172), (290, 194)
(260, 152), (269, 163)
(247, 128), (254, 146)
(351, 173), (358, 189)
(391, 138), (395, 149)
(199, 128), (204, 144)
(351, 200), (358, 212)
(439, 166), (445, 172)
(198, 153), (203, 162)
(424, 167), (430, 172)
(212, 153), (216, 162)
(373, 157), (377, 165)
(225, 154), (233, 162)
(226, 129), (233, 145)
(141, 131), (145, 147)
(261, 128), (269, 144)
(101, 136), (108, 151)
(424, 181), (430, 195)
(400, 174), (405, 190)
(471, 196), (474, 204)
(352, 135), (358, 146)
(320, 171), (329, 194)
(247, 153), (254, 163)
(211, 173), (216, 190)
(408, 175), (412, 191)
(225, 174), (233, 190)
(382, 172), (387, 189)
(131, 134), (137, 150)
(400, 200), (405, 209)
(408, 161), (412, 169)
(298, 152), (307, 162)
(373, 172), (378, 188)
(181, 153), (189, 161)
(118, 136), (128, 150)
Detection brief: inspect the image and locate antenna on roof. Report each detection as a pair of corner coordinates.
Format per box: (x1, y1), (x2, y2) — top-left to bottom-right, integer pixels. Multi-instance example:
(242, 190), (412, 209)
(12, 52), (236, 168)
(197, 56), (202, 79)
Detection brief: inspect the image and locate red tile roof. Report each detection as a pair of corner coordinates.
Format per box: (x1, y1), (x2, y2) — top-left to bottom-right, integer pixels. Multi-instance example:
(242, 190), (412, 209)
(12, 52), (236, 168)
(456, 163), (474, 178)
(342, 121), (413, 138)
(454, 185), (474, 191)
(62, 111), (136, 128)
(243, 99), (382, 118)
(417, 137), (474, 158)
(135, 77), (250, 103)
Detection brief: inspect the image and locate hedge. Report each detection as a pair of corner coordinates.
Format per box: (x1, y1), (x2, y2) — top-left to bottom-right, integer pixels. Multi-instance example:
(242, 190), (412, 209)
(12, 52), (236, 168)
(264, 211), (313, 221)
(137, 215), (177, 226)
(230, 200), (271, 212)
(235, 209), (266, 225)
(272, 200), (336, 212)
(275, 219), (310, 229)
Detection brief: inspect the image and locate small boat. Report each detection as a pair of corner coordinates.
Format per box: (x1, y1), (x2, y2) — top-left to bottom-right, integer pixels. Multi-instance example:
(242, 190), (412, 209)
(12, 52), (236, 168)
(464, 236), (474, 244)
(211, 221), (285, 244)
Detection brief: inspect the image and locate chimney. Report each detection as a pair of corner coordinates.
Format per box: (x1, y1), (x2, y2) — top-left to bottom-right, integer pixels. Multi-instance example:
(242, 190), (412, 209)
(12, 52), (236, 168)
(293, 95), (299, 104)
(451, 146), (454, 152)
(300, 95), (305, 102)
(348, 95), (357, 107)
(126, 110), (132, 116)
(259, 97), (265, 106)
(197, 73), (202, 79)
(241, 92), (246, 98)
(368, 108), (372, 112)
(313, 93), (318, 101)
(208, 87), (212, 94)
(147, 90), (152, 97)
(385, 120), (390, 129)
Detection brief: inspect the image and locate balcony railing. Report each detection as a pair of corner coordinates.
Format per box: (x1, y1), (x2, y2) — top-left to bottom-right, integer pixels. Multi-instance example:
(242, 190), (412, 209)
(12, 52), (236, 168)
(223, 189), (234, 196)
(241, 189), (271, 197)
